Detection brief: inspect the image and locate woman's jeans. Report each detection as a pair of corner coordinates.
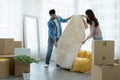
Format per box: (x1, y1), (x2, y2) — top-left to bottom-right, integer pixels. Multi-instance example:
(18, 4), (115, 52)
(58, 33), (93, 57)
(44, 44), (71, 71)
(45, 38), (59, 65)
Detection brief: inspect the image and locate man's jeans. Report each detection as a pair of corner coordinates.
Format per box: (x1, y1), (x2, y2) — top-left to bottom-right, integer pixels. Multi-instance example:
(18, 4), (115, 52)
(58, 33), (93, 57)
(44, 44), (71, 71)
(45, 38), (59, 65)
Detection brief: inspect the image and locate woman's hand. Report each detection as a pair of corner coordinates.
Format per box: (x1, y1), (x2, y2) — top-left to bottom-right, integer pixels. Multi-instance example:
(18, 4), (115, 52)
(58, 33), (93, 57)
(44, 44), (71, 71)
(81, 15), (88, 19)
(81, 39), (87, 44)
(81, 15), (85, 17)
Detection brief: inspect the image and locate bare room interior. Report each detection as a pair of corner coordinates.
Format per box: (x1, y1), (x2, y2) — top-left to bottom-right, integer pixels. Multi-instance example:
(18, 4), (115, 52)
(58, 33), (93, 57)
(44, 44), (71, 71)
(0, 0), (120, 80)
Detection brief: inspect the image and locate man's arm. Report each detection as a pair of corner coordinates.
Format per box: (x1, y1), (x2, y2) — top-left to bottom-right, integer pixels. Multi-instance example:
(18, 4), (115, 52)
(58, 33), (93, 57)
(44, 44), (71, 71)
(48, 22), (57, 47)
(58, 16), (72, 23)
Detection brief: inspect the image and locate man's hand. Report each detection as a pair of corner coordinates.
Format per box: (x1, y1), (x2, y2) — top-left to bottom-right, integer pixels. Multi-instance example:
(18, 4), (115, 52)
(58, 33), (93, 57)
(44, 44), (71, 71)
(54, 39), (57, 47)
(54, 41), (57, 47)
(68, 15), (74, 20)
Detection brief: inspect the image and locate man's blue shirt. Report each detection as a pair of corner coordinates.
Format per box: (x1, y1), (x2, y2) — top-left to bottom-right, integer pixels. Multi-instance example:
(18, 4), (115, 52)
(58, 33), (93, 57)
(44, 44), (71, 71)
(47, 15), (69, 40)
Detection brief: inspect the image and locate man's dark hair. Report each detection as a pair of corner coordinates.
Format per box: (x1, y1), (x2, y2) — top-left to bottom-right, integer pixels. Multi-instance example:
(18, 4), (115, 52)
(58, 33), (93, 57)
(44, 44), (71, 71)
(49, 9), (56, 15)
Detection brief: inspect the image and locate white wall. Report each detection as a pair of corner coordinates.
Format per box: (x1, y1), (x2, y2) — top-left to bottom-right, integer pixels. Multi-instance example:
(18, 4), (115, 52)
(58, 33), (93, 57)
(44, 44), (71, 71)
(0, 0), (23, 41)
(23, 0), (38, 16)
(0, 0), (43, 41)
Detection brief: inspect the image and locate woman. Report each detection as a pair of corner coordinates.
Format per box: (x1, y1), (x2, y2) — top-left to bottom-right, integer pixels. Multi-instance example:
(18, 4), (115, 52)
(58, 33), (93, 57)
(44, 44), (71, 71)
(82, 9), (103, 44)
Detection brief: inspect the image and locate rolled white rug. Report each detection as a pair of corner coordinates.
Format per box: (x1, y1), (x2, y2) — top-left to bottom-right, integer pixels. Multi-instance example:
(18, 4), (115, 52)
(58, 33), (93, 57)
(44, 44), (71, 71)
(53, 15), (87, 69)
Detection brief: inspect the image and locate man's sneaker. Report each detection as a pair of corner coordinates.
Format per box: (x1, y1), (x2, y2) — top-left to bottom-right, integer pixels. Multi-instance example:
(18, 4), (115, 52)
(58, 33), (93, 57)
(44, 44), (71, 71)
(44, 64), (49, 68)
(56, 64), (60, 67)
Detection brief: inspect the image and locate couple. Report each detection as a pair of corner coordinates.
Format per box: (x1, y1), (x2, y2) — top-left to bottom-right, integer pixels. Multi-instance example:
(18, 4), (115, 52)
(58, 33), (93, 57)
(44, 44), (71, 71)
(44, 9), (103, 68)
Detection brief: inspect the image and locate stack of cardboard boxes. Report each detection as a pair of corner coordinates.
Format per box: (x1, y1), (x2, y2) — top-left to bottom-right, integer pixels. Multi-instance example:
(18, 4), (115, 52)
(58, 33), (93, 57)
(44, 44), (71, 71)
(0, 38), (22, 78)
(91, 40), (120, 80)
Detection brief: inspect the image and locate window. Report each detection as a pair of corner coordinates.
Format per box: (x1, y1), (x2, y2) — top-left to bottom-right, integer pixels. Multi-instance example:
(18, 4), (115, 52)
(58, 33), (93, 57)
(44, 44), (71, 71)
(78, 0), (119, 58)
(39, 0), (76, 59)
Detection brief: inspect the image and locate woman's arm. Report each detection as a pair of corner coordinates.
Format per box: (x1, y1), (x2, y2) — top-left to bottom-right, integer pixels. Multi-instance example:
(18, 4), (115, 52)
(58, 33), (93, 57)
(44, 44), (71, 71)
(82, 21), (95, 44)
(81, 15), (88, 19)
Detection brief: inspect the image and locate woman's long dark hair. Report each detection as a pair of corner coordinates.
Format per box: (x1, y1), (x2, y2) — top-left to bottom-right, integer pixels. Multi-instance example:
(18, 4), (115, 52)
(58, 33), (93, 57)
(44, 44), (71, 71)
(85, 9), (99, 27)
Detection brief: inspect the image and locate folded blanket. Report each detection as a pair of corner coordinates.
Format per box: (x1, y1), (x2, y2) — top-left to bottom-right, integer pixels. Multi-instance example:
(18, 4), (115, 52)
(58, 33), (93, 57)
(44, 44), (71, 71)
(53, 15), (87, 69)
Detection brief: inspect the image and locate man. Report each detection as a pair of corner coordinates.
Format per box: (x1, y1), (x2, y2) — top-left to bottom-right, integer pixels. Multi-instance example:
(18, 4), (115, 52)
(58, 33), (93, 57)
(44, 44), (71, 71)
(44, 9), (72, 68)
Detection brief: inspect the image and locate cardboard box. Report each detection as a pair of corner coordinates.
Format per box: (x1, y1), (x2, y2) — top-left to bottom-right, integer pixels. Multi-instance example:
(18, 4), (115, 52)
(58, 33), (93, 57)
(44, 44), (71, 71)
(14, 41), (22, 48)
(92, 40), (114, 65)
(91, 64), (120, 80)
(0, 58), (9, 78)
(114, 58), (119, 64)
(0, 55), (15, 75)
(7, 57), (15, 75)
(0, 38), (14, 55)
(15, 60), (30, 76)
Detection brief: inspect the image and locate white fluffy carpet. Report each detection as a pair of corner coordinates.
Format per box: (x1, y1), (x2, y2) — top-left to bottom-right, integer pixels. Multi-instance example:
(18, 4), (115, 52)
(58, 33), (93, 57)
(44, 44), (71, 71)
(53, 15), (87, 69)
